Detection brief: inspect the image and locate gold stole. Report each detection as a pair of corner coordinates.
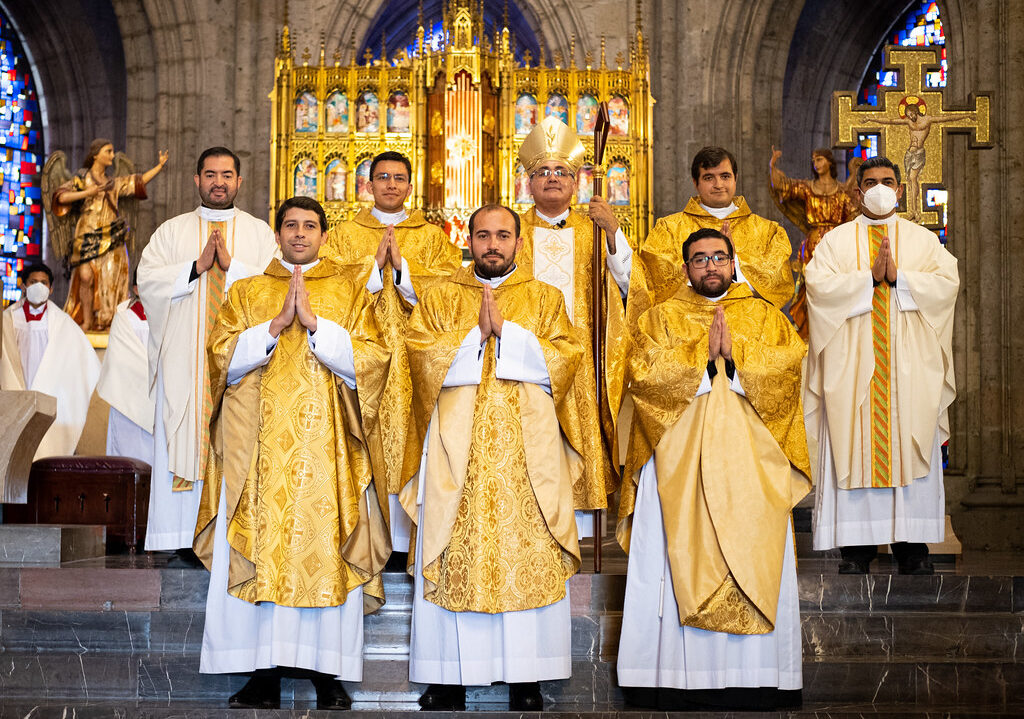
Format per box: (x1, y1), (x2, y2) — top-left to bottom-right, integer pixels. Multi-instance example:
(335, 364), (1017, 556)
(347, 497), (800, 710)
(427, 340), (576, 614)
(867, 223), (893, 489)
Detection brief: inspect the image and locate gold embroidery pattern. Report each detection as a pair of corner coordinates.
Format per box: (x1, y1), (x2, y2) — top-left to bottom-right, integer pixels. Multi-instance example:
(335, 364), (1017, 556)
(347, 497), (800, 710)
(684, 573), (774, 635)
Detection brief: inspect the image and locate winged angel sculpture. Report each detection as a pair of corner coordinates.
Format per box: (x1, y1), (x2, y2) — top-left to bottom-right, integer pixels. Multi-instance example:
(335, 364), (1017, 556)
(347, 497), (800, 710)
(42, 139), (167, 332)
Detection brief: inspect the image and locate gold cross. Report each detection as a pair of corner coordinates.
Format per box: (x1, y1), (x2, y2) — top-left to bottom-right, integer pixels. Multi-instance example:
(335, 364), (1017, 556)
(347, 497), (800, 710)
(831, 45), (991, 227)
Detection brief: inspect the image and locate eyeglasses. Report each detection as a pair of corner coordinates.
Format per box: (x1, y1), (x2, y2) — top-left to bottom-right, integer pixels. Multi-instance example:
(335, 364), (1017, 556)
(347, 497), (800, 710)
(372, 172), (409, 184)
(531, 168), (574, 179)
(687, 253), (732, 268)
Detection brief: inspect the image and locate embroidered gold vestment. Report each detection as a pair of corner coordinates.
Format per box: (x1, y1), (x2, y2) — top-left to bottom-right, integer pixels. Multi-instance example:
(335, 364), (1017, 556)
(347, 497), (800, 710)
(194, 258), (391, 612)
(401, 265), (587, 613)
(518, 207), (631, 504)
(323, 208), (462, 495)
(619, 282), (811, 634)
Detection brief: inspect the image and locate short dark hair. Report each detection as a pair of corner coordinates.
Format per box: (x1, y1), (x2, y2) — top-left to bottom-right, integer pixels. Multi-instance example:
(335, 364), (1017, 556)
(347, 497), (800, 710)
(468, 204), (520, 239)
(691, 146), (738, 181)
(275, 196), (328, 233)
(369, 151), (411, 180)
(196, 146), (241, 176)
(20, 262), (53, 285)
(682, 227), (734, 262)
(812, 148), (838, 179)
(857, 155), (901, 187)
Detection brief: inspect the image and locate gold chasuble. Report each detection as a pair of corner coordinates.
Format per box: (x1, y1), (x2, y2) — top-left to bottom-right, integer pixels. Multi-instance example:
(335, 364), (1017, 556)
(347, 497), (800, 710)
(628, 197), (794, 328)
(518, 207), (631, 503)
(323, 208), (462, 494)
(619, 282), (811, 634)
(194, 258), (391, 612)
(402, 266), (589, 613)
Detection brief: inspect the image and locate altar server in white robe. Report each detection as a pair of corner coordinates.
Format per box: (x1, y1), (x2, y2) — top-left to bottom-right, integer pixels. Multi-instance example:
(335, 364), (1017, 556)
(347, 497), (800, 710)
(806, 156), (958, 575)
(0, 263), (100, 459)
(402, 205), (590, 712)
(616, 228), (811, 712)
(137, 147), (277, 553)
(96, 276), (154, 464)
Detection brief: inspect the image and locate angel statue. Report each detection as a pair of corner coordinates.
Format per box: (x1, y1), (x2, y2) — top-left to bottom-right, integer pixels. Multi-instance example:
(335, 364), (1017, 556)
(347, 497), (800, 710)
(42, 139), (168, 332)
(769, 146), (860, 339)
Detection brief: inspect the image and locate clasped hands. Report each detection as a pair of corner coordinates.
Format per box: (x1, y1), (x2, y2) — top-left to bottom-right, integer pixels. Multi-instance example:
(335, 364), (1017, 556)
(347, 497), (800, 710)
(871, 236), (898, 285)
(270, 267), (317, 337)
(196, 228), (232, 273)
(708, 305), (732, 362)
(374, 225), (403, 270)
(478, 284), (504, 340)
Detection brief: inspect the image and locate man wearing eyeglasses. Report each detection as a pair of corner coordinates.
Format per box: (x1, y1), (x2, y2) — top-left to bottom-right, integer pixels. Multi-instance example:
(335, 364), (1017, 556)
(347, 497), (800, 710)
(617, 227), (810, 711)
(324, 151), (462, 558)
(516, 116), (632, 539)
(628, 146), (794, 329)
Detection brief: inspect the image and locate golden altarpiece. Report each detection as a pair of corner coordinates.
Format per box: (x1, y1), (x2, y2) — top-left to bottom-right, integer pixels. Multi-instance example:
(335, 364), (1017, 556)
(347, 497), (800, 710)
(269, 1), (653, 247)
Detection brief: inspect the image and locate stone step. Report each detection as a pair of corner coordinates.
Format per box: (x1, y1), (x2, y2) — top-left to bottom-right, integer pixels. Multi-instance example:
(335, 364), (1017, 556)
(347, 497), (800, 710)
(0, 523), (106, 565)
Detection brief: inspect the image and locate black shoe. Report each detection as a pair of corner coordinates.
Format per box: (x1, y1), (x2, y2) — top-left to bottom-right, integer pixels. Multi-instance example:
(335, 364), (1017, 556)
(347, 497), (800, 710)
(898, 557), (934, 575)
(621, 686), (658, 708)
(228, 671), (281, 709)
(838, 559), (870, 574)
(384, 551), (409, 573)
(166, 548), (204, 568)
(509, 682), (543, 711)
(418, 683), (466, 711)
(311, 675), (352, 710)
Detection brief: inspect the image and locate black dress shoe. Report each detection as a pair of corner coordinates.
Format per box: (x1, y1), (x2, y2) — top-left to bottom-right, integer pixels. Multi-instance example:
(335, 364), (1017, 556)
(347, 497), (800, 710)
(838, 559), (870, 574)
(311, 675), (352, 710)
(228, 671), (281, 709)
(418, 683), (466, 711)
(898, 557), (935, 575)
(509, 682), (543, 711)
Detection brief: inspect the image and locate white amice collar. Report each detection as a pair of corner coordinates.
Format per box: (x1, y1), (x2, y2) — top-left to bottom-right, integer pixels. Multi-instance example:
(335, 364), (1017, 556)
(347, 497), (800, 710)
(856, 212), (897, 227)
(278, 258), (321, 273)
(199, 206), (237, 222)
(475, 263), (517, 288)
(700, 202), (738, 220)
(371, 207), (408, 225)
(536, 208), (570, 226)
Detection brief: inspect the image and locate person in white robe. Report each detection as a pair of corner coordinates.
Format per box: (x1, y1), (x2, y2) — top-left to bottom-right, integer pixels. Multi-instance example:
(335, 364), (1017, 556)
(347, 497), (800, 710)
(137, 147), (277, 554)
(0, 263), (100, 459)
(616, 229), (810, 711)
(805, 155), (959, 575)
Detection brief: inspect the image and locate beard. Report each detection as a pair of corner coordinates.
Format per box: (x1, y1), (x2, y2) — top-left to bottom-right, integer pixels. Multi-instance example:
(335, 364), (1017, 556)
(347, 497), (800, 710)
(693, 273), (731, 297)
(474, 253), (515, 279)
(200, 186), (236, 209)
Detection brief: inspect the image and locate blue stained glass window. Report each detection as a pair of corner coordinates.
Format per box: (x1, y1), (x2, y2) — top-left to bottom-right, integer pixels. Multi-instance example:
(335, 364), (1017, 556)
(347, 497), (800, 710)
(858, 2), (946, 107)
(0, 11), (43, 304)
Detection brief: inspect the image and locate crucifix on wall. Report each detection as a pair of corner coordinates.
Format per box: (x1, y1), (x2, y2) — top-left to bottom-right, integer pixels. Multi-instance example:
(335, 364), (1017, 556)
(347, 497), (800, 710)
(832, 45), (991, 229)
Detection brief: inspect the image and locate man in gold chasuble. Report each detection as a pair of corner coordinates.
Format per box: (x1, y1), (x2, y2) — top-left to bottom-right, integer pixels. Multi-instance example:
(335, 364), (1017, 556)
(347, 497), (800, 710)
(193, 197), (391, 710)
(617, 228), (811, 712)
(517, 117), (633, 522)
(324, 151), (462, 555)
(628, 146), (795, 328)
(401, 205), (588, 712)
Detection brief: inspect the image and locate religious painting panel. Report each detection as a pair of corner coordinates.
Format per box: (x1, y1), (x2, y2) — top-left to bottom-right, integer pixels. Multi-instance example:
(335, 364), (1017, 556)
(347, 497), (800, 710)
(325, 159), (347, 201)
(387, 90), (411, 133)
(545, 93), (569, 125)
(294, 158), (318, 198)
(576, 94), (599, 135)
(515, 93), (538, 135)
(325, 91), (349, 134)
(355, 158), (373, 201)
(608, 95), (629, 136)
(356, 91), (380, 133)
(607, 161), (629, 205)
(576, 163), (594, 203)
(295, 91), (318, 133)
(514, 162), (532, 204)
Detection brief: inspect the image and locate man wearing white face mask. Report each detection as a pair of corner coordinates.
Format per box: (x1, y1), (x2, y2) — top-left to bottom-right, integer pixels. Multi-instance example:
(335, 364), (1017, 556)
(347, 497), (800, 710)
(0, 263), (101, 459)
(804, 156), (959, 575)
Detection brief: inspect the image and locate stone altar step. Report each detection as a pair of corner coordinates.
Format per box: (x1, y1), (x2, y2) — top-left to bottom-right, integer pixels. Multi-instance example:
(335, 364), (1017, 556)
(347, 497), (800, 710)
(0, 523), (105, 565)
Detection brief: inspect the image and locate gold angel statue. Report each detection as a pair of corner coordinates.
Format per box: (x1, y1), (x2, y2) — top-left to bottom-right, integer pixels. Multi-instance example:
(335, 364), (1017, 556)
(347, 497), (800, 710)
(42, 139), (167, 332)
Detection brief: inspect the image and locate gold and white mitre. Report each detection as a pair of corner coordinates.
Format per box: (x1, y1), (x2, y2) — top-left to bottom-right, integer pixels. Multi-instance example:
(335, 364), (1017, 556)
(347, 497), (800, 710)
(518, 116), (586, 175)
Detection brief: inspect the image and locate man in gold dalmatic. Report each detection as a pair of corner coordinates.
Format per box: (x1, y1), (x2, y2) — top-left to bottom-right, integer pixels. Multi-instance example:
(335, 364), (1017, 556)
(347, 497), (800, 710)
(517, 116), (633, 530)
(617, 228), (811, 711)
(401, 205), (590, 712)
(628, 146), (794, 326)
(194, 197), (391, 710)
(324, 150), (462, 554)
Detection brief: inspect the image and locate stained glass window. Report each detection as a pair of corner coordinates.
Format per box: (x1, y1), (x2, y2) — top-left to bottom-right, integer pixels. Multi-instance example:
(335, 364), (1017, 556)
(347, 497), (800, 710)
(0, 11), (43, 303)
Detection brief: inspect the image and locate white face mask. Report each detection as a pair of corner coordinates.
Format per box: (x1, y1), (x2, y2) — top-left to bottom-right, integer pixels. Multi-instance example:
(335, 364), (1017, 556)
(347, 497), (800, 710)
(861, 184), (898, 216)
(25, 282), (50, 306)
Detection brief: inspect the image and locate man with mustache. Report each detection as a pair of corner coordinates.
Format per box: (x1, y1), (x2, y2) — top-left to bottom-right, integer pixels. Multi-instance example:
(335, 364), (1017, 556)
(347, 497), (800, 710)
(138, 147), (278, 559)
(617, 227), (810, 711)
(402, 204), (584, 711)
(324, 150), (461, 560)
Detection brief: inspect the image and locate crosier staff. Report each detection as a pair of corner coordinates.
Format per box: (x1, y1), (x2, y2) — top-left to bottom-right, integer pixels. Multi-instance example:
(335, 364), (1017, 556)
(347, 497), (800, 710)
(591, 102), (611, 573)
